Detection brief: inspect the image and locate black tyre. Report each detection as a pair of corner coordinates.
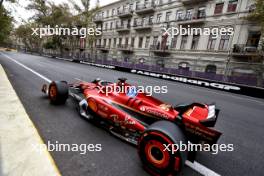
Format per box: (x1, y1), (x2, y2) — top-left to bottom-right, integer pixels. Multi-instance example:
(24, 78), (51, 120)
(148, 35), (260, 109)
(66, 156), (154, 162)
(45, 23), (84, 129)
(48, 81), (69, 104)
(138, 121), (187, 176)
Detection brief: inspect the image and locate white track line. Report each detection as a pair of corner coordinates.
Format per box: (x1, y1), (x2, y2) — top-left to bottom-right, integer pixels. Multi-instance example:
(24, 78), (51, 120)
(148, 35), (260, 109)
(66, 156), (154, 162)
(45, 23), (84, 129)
(186, 161), (221, 176)
(1, 52), (221, 176)
(1, 53), (51, 83)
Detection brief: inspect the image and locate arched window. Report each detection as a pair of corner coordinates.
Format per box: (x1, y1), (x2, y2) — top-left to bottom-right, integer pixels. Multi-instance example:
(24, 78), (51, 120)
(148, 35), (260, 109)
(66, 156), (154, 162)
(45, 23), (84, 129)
(205, 65), (217, 74)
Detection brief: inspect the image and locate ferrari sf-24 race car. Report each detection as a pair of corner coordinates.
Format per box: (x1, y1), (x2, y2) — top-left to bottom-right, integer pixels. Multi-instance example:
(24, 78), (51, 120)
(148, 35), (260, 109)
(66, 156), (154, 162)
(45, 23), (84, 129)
(41, 78), (222, 175)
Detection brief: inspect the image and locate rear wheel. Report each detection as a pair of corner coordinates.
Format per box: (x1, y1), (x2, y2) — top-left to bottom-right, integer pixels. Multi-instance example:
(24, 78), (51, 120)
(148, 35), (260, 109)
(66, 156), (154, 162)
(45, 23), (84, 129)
(48, 81), (69, 104)
(138, 121), (187, 176)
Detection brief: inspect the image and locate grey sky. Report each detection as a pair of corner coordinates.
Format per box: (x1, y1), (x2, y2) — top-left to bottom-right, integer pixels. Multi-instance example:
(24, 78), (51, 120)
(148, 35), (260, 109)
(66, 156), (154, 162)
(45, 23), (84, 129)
(4, 0), (119, 26)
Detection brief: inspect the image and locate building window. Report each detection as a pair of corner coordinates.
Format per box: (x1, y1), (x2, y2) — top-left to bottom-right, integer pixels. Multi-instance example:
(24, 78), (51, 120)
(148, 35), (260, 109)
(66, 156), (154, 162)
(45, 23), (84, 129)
(186, 9), (193, 20)
(165, 11), (171, 22)
(207, 35), (217, 50)
(180, 35), (188, 50)
(214, 3), (224, 14)
(105, 23), (108, 31)
(246, 31), (261, 47)
(156, 13), (162, 23)
(153, 36), (158, 46)
(131, 37), (135, 47)
(176, 10), (184, 21)
(197, 7), (206, 19)
(119, 38), (122, 45)
(110, 22), (113, 30)
(142, 17), (147, 26)
(103, 39), (107, 46)
(136, 1), (140, 9)
(171, 36), (177, 48)
(109, 39), (112, 47)
(125, 37), (129, 45)
(145, 36), (150, 48)
(191, 34), (200, 50)
(106, 10), (109, 17)
(113, 38), (116, 47)
(129, 3), (133, 10)
(205, 65), (217, 74)
(227, 0), (238, 12)
(219, 35), (230, 50)
(112, 9), (116, 16)
(115, 21), (119, 28)
(138, 37), (143, 48)
(149, 15), (154, 24)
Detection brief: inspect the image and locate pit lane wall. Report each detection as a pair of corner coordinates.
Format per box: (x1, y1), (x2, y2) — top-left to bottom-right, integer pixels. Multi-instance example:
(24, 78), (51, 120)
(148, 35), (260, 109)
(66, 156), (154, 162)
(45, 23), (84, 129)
(82, 62), (264, 99)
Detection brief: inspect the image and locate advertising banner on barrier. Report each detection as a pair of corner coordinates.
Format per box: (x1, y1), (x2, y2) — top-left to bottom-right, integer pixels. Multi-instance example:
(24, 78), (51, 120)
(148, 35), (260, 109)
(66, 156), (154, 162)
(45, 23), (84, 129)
(82, 62), (264, 99)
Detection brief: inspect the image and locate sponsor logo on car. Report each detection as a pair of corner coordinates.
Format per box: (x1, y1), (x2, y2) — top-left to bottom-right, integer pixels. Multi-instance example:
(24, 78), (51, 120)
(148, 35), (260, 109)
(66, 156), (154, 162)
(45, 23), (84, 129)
(140, 106), (170, 119)
(110, 114), (136, 125)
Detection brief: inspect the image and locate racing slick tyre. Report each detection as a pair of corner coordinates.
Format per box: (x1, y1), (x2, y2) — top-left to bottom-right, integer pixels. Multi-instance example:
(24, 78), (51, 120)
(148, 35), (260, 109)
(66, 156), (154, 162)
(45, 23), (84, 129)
(48, 81), (69, 104)
(138, 121), (187, 176)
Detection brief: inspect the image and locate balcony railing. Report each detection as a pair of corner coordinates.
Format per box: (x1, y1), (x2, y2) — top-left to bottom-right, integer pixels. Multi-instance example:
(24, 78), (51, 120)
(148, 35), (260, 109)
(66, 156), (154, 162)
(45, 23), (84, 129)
(176, 13), (206, 24)
(181, 0), (209, 5)
(117, 44), (134, 52)
(135, 3), (155, 14)
(231, 44), (263, 57)
(133, 21), (153, 30)
(117, 9), (133, 18)
(96, 45), (110, 50)
(116, 24), (131, 32)
(93, 16), (103, 23)
(150, 44), (171, 54)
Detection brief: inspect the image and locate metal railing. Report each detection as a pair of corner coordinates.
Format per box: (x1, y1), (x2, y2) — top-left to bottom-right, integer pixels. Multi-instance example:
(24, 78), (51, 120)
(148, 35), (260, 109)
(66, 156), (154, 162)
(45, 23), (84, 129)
(232, 44), (263, 54)
(136, 3), (155, 11)
(117, 9), (133, 16)
(133, 20), (153, 27)
(176, 13), (206, 22)
(117, 44), (134, 51)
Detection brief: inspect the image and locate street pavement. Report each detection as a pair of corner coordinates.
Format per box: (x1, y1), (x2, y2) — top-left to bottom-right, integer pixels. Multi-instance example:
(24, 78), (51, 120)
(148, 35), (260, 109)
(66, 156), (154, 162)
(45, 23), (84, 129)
(0, 51), (263, 176)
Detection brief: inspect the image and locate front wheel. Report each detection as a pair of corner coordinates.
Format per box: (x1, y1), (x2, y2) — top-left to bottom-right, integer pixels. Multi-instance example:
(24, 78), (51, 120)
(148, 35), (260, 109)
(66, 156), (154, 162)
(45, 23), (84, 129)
(138, 121), (187, 176)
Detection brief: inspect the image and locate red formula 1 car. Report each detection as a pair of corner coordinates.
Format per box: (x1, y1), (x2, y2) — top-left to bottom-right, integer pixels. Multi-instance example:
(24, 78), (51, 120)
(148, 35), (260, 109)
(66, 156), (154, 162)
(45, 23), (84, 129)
(42, 78), (221, 175)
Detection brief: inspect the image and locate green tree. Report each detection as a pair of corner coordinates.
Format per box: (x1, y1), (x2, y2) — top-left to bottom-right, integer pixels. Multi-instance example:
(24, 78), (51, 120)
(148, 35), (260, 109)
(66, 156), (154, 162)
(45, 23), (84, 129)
(0, 0), (16, 8)
(68, 0), (99, 52)
(0, 6), (13, 45)
(15, 23), (41, 50)
(247, 0), (264, 32)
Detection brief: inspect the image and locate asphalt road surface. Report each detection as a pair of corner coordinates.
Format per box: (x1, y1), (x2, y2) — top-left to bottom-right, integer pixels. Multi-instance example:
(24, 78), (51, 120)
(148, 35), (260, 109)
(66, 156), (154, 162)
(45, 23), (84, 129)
(1, 52), (264, 176)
